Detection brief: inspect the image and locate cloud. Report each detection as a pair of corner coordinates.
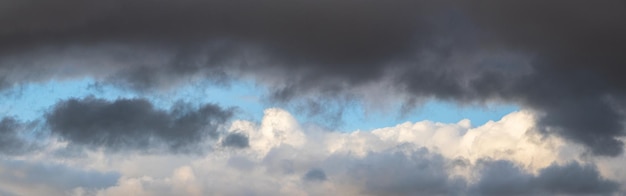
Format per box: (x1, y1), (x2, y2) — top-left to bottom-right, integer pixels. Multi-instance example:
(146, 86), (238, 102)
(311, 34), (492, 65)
(99, 109), (623, 195)
(1, 1), (625, 156)
(535, 162), (620, 194)
(471, 160), (619, 195)
(221, 133), (250, 149)
(440, 1), (626, 156)
(303, 168), (327, 182)
(45, 97), (234, 153)
(0, 159), (119, 196)
(0, 117), (39, 155)
(0, 0), (436, 61)
(0, 108), (622, 195)
(0, 0), (442, 91)
(370, 110), (570, 172)
(336, 147), (466, 195)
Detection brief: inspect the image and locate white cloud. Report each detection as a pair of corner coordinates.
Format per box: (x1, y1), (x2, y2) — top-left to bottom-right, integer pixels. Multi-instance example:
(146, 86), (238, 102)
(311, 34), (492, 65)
(1, 108), (622, 195)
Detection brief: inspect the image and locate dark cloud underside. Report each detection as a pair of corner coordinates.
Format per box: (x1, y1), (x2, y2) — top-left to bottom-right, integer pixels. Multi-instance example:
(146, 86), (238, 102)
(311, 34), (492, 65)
(472, 160), (619, 195)
(319, 147), (620, 195)
(0, 1), (625, 156)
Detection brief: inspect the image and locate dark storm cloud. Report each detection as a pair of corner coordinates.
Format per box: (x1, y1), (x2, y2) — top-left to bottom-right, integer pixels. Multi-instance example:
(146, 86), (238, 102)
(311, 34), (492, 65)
(471, 160), (619, 195)
(0, 0), (436, 61)
(0, 0), (442, 90)
(221, 132), (249, 148)
(0, 0), (446, 93)
(0, 0), (625, 156)
(46, 97), (234, 153)
(459, 0), (626, 157)
(0, 117), (38, 155)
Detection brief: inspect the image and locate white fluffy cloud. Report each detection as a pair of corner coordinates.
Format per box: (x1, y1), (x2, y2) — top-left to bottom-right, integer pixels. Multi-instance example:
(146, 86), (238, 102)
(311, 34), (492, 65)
(1, 108), (623, 195)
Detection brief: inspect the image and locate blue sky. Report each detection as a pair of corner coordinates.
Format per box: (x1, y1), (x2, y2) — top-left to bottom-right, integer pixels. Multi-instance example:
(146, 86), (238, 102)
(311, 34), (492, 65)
(0, 78), (517, 131)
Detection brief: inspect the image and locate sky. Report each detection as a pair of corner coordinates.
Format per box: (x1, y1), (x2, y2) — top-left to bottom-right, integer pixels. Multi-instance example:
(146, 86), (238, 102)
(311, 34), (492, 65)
(1, 1), (626, 195)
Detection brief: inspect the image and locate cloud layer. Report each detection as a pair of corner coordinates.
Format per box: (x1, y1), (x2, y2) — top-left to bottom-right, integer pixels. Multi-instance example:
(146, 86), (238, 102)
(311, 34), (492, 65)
(2, 108), (623, 195)
(0, 1), (624, 155)
(2, 1), (626, 195)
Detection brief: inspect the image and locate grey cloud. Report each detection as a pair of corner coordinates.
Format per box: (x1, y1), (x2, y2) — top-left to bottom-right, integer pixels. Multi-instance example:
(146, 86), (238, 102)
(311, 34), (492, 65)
(470, 160), (536, 195)
(46, 97), (234, 153)
(316, 146), (620, 195)
(325, 147), (466, 196)
(254, 144), (464, 195)
(303, 168), (327, 182)
(458, 0), (626, 156)
(534, 162), (620, 195)
(0, 117), (38, 155)
(221, 133), (250, 149)
(471, 160), (619, 195)
(262, 145), (298, 175)
(0, 0), (441, 90)
(0, 0), (436, 61)
(0, 159), (119, 195)
(227, 156), (256, 171)
(0, 1), (625, 156)
(0, 188), (16, 196)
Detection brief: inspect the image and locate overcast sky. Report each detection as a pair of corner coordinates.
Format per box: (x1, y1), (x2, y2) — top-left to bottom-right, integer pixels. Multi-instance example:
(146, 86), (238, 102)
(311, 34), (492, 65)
(1, 1), (626, 195)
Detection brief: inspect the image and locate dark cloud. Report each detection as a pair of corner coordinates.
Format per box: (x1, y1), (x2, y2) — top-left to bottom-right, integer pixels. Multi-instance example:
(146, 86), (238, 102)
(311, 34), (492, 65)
(535, 162), (620, 194)
(221, 133), (250, 149)
(303, 168), (327, 182)
(0, 117), (38, 155)
(0, 0), (442, 90)
(460, 0), (626, 156)
(46, 97), (234, 153)
(471, 160), (619, 195)
(0, 0), (437, 61)
(0, 0), (625, 156)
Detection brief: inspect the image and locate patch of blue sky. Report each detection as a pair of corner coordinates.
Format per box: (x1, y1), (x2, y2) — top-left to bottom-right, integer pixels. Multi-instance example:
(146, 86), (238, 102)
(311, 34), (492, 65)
(0, 78), (265, 123)
(0, 78), (135, 121)
(148, 81), (519, 131)
(0, 78), (518, 132)
(160, 80), (266, 122)
(339, 101), (518, 131)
